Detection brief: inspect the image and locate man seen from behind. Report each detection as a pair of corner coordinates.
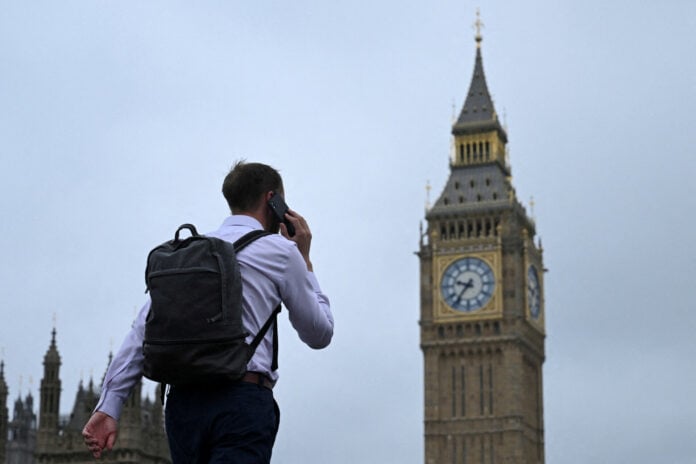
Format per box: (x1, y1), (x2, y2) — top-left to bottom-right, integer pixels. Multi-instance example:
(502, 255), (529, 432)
(82, 161), (334, 463)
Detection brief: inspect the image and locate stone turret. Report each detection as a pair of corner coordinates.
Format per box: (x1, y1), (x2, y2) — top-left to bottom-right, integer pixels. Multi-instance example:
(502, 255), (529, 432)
(0, 361), (8, 463)
(7, 392), (37, 464)
(65, 379), (99, 433)
(37, 329), (61, 451)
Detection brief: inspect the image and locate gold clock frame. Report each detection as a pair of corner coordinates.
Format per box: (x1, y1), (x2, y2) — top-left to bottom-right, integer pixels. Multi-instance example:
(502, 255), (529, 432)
(525, 259), (546, 332)
(433, 251), (503, 321)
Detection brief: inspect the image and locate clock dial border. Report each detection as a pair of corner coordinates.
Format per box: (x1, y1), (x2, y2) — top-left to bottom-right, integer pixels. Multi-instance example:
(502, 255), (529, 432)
(440, 257), (495, 312)
(524, 258), (546, 333)
(527, 264), (541, 319)
(434, 251), (502, 321)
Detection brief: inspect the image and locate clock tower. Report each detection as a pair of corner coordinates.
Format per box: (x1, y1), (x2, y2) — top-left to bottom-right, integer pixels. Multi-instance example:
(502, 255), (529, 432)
(419, 20), (546, 464)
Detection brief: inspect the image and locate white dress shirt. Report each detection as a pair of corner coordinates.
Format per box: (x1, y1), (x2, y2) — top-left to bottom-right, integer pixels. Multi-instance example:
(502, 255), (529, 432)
(95, 215), (333, 420)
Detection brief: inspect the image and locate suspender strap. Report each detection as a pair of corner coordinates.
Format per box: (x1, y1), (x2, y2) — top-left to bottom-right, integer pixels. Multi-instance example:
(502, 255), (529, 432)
(234, 230), (281, 372)
(249, 304), (282, 371)
(272, 315), (279, 371)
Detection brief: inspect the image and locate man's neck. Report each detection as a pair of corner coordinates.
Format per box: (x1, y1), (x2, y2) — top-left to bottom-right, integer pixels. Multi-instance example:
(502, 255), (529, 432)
(235, 209), (269, 231)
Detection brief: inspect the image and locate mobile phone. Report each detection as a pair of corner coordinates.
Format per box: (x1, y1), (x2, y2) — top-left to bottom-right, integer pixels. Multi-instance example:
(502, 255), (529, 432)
(267, 192), (296, 237)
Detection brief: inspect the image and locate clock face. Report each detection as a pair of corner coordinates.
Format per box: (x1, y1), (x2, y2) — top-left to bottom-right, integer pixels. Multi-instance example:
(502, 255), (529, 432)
(527, 265), (541, 319)
(440, 257), (495, 312)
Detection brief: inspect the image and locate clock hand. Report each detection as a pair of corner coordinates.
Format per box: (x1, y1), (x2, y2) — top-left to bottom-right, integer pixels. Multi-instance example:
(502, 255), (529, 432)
(455, 278), (474, 303)
(460, 278), (474, 290)
(457, 278), (474, 289)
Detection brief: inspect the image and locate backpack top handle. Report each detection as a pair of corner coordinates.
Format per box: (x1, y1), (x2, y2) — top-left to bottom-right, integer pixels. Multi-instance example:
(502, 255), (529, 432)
(174, 224), (199, 242)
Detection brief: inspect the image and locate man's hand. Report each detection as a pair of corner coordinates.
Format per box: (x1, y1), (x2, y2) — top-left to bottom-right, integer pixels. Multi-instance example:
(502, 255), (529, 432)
(82, 411), (118, 459)
(282, 209), (313, 271)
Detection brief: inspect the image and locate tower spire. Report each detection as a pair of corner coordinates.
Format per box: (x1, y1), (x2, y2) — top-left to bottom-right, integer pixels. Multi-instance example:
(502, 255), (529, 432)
(474, 8), (484, 48)
(452, 11), (506, 143)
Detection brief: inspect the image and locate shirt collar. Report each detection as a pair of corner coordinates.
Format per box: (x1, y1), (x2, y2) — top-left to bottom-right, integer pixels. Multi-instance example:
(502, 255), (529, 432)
(221, 214), (264, 231)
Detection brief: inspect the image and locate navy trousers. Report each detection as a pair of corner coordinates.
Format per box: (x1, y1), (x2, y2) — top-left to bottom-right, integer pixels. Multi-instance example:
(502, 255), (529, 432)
(165, 382), (280, 464)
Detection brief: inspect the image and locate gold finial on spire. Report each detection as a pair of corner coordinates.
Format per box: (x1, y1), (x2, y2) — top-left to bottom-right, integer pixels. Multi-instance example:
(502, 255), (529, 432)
(530, 196), (536, 220)
(425, 180), (432, 210)
(50, 313), (58, 347)
(473, 8), (484, 47)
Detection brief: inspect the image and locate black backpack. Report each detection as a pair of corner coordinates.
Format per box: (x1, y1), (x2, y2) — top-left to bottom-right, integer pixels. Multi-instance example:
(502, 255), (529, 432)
(142, 224), (280, 386)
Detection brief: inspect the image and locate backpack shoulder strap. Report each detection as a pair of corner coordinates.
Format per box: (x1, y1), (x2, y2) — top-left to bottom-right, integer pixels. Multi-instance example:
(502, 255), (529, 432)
(232, 230), (272, 253)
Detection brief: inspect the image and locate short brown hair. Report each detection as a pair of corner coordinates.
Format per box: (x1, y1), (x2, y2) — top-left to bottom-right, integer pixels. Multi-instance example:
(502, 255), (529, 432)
(222, 161), (284, 213)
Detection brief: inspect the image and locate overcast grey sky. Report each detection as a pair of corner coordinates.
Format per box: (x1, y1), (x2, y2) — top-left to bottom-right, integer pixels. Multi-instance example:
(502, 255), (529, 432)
(1, 1), (695, 463)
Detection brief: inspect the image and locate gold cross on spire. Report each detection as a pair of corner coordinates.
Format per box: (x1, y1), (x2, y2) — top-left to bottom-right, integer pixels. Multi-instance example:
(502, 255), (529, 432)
(473, 8), (484, 47)
(425, 180), (432, 210)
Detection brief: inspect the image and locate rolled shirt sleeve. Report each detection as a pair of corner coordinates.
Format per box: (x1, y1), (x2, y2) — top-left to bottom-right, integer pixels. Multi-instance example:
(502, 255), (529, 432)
(279, 249), (333, 349)
(94, 300), (149, 420)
